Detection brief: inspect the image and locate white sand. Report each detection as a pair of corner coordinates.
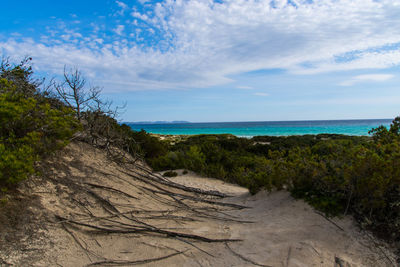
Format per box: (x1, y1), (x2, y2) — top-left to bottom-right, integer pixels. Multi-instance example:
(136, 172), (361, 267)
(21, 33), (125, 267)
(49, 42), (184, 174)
(161, 169), (249, 196)
(1, 143), (397, 266)
(165, 171), (397, 267)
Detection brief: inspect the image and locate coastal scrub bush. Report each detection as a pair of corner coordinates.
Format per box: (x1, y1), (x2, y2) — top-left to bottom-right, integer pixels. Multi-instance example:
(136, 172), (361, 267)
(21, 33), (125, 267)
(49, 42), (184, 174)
(163, 171), (178, 177)
(0, 59), (80, 187)
(185, 146), (206, 172)
(126, 129), (168, 160)
(147, 120), (400, 244)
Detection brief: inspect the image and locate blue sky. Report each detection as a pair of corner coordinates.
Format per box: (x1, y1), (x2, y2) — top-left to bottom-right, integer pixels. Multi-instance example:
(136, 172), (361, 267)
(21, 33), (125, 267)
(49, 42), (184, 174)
(1, 0), (400, 122)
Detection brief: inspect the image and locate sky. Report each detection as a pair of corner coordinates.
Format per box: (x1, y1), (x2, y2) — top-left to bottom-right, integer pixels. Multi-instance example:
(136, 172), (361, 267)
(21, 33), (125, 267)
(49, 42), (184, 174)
(1, 0), (400, 122)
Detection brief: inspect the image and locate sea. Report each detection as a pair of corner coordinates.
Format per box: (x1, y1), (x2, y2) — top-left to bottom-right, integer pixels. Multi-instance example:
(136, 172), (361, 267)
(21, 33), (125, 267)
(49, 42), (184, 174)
(126, 119), (393, 137)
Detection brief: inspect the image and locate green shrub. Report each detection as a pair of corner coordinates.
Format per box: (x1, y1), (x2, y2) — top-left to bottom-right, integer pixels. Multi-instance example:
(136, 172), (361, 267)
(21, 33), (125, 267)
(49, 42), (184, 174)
(185, 146), (206, 172)
(0, 61), (80, 188)
(163, 171), (178, 177)
(0, 136), (37, 185)
(124, 128), (168, 160)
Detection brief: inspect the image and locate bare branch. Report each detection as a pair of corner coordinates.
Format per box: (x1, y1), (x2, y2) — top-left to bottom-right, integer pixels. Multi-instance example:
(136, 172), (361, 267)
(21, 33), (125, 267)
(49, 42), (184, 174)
(53, 66), (103, 121)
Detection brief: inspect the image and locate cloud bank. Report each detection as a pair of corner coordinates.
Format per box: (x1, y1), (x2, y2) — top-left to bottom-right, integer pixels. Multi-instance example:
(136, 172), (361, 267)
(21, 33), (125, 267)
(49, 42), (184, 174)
(340, 74), (395, 86)
(1, 0), (400, 91)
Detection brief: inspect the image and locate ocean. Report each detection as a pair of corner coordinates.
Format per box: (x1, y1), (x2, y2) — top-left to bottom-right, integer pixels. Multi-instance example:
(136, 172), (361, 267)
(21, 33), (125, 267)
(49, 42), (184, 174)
(126, 119), (393, 137)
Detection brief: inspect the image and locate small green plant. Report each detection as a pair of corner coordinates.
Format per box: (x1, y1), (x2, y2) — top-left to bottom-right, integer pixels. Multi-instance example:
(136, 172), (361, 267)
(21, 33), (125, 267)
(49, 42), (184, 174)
(163, 171), (178, 177)
(0, 197), (8, 205)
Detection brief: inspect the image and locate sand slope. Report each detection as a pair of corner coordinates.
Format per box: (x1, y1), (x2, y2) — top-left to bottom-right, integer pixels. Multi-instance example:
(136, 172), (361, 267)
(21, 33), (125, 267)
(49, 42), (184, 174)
(0, 142), (397, 266)
(168, 171), (397, 267)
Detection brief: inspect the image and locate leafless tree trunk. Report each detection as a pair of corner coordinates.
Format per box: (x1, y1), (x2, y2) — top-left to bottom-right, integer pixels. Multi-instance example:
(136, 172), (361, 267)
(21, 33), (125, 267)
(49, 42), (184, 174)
(55, 66), (101, 121)
(53, 66), (136, 160)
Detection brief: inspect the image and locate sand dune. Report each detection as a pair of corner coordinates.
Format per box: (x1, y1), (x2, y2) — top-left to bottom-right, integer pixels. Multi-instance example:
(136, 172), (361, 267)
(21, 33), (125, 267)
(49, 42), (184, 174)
(167, 171), (397, 266)
(0, 142), (396, 266)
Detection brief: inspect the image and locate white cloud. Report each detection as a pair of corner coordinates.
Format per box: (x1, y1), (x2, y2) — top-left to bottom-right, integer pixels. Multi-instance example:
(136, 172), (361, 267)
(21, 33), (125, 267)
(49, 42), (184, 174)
(340, 74), (395, 86)
(113, 25), (125, 36)
(115, 1), (128, 15)
(254, 92), (269, 97)
(237, 85), (253, 90)
(116, 1), (127, 9)
(131, 11), (149, 22)
(1, 0), (400, 92)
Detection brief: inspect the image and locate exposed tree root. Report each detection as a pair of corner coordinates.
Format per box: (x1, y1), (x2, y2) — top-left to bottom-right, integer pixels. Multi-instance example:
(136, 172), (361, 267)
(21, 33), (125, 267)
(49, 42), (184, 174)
(119, 168), (249, 209)
(133, 164), (229, 198)
(85, 250), (186, 266)
(84, 182), (139, 200)
(225, 243), (272, 267)
(40, 145), (251, 266)
(314, 211), (345, 232)
(56, 215), (242, 243)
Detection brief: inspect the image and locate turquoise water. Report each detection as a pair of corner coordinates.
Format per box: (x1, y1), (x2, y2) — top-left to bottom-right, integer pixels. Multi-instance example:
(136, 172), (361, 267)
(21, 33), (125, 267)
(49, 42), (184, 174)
(126, 119), (392, 137)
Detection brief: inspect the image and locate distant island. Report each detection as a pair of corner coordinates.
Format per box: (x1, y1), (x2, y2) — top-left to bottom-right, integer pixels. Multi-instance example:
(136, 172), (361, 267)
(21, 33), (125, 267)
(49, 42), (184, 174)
(127, 121), (190, 124)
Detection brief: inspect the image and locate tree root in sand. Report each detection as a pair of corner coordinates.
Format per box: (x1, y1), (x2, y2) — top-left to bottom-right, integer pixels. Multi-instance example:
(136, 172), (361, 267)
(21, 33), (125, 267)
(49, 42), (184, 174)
(118, 168), (249, 209)
(44, 156), (249, 266)
(225, 243), (272, 267)
(85, 250), (187, 266)
(55, 214), (242, 243)
(133, 164), (229, 198)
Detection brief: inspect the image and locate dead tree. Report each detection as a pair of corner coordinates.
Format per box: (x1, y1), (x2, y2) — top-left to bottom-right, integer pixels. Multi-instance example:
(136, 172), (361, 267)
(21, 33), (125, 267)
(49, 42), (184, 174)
(53, 66), (138, 161)
(55, 66), (101, 121)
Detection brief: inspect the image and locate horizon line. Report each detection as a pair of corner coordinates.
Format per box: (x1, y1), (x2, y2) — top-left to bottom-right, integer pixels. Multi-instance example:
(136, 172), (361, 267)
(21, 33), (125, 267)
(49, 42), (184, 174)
(124, 118), (393, 124)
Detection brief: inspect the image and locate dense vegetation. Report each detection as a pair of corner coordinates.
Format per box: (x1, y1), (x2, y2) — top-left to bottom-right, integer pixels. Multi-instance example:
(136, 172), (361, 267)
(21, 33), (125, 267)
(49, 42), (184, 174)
(147, 126), (400, 245)
(0, 59), (80, 187)
(0, 59), (143, 189)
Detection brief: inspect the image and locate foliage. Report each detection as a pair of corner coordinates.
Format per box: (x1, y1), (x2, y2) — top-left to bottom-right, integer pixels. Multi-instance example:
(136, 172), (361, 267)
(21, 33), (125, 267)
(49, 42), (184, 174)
(126, 129), (168, 160)
(0, 57), (38, 96)
(147, 122), (400, 244)
(81, 112), (137, 159)
(0, 59), (80, 187)
(163, 171), (178, 177)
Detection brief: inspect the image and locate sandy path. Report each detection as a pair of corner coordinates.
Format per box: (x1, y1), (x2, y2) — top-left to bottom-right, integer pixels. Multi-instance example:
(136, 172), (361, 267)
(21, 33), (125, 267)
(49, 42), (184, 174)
(165, 170), (397, 267)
